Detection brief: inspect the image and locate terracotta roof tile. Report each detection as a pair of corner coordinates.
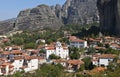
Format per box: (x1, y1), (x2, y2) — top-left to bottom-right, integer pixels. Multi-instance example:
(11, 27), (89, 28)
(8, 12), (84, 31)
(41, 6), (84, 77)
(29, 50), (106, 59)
(99, 54), (117, 59)
(67, 60), (84, 65)
(11, 50), (22, 54)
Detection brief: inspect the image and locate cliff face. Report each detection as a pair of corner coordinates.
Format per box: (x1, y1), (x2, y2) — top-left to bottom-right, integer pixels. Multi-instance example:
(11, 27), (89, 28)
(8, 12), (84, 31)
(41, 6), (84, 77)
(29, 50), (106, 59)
(15, 0), (99, 31)
(62, 0), (99, 25)
(15, 5), (63, 31)
(0, 18), (15, 34)
(97, 0), (120, 35)
(0, 0), (99, 34)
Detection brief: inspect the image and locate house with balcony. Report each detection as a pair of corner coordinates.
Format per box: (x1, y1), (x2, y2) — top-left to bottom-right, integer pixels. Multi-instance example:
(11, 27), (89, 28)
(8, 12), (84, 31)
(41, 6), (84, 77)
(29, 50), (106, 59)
(69, 36), (87, 48)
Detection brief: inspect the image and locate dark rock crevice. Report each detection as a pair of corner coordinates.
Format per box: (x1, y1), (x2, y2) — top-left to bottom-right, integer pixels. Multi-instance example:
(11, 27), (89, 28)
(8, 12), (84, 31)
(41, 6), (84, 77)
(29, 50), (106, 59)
(97, 0), (120, 36)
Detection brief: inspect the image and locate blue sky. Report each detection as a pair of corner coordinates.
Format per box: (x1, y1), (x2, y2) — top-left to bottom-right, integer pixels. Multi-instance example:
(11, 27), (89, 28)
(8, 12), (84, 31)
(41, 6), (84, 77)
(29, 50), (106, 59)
(0, 0), (66, 21)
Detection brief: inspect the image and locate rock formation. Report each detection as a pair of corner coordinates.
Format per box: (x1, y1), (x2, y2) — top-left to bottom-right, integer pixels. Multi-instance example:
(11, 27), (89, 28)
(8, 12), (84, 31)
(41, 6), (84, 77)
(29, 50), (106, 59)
(97, 0), (120, 36)
(0, 0), (99, 34)
(15, 4), (63, 31)
(15, 0), (99, 31)
(62, 0), (99, 25)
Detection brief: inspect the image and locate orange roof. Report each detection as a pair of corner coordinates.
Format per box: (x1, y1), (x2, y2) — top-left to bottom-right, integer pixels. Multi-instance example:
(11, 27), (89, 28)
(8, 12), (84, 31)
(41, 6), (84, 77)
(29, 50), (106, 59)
(95, 46), (106, 50)
(11, 50), (22, 54)
(63, 46), (68, 50)
(9, 65), (14, 68)
(54, 59), (67, 63)
(1, 51), (10, 55)
(70, 38), (85, 43)
(69, 36), (85, 43)
(110, 43), (119, 47)
(69, 36), (77, 41)
(92, 54), (101, 57)
(116, 46), (120, 49)
(46, 47), (55, 50)
(24, 55), (38, 60)
(117, 60), (120, 64)
(14, 56), (24, 60)
(89, 38), (94, 41)
(1, 62), (12, 66)
(104, 36), (114, 39)
(67, 60), (84, 65)
(99, 54), (117, 59)
(26, 49), (39, 53)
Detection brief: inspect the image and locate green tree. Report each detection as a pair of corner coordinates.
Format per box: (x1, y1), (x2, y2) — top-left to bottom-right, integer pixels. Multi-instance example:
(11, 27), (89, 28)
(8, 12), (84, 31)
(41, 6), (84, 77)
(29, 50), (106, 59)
(70, 52), (80, 59)
(35, 64), (66, 77)
(49, 54), (60, 59)
(11, 37), (24, 45)
(69, 47), (80, 59)
(82, 57), (94, 70)
(24, 42), (37, 49)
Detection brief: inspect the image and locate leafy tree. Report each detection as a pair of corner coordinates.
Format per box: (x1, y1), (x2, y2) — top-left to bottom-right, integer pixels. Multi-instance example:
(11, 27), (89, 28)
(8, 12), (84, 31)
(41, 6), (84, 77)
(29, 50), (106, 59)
(70, 52), (80, 59)
(105, 44), (110, 48)
(11, 37), (24, 45)
(78, 64), (85, 71)
(76, 74), (84, 77)
(35, 64), (66, 77)
(69, 47), (80, 59)
(82, 57), (94, 70)
(87, 47), (96, 54)
(49, 54), (60, 59)
(24, 42), (37, 49)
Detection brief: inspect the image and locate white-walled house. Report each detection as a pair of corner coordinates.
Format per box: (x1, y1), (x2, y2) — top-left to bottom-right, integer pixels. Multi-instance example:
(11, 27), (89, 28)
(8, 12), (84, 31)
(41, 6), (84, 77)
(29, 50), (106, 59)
(12, 56), (24, 72)
(23, 56), (38, 72)
(98, 54), (117, 66)
(92, 54), (117, 66)
(69, 36), (87, 48)
(45, 42), (69, 59)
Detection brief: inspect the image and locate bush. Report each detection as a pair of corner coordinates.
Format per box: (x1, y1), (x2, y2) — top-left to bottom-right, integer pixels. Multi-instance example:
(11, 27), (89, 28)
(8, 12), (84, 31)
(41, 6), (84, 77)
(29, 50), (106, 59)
(49, 54), (60, 59)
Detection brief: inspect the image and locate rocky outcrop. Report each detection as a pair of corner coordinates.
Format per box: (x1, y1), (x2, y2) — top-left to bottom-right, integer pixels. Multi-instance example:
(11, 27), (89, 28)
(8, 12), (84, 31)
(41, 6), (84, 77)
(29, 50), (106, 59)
(0, 0), (99, 34)
(61, 0), (99, 24)
(0, 18), (15, 34)
(15, 4), (63, 31)
(97, 0), (120, 35)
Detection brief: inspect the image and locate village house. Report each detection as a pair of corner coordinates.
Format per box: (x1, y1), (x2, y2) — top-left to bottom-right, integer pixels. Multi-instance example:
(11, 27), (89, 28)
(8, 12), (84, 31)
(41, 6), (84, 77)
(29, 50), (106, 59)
(12, 56), (24, 72)
(88, 38), (103, 47)
(110, 43), (119, 50)
(66, 60), (84, 72)
(92, 54), (117, 66)
(4, 46), (22, 51)
(69, 36), (87, 48)
(0, 62), (14, 75)
(53, 59), (67, 67)
(53, 59), (84, 72)
(22, 56), (38, 72)
(45, 41), (69, 59)
(25, 49), (39, 56)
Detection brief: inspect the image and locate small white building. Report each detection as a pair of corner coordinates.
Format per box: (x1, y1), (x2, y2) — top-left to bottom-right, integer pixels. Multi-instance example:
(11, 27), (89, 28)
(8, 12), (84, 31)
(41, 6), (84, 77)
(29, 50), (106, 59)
(69, 36), (87, 48)
(98, 54), (117, 66)
(92, 54), (117, 66)
(23, 56), (38, 72)
(12, 56), (24, 72)
(45, 42), (69, 59)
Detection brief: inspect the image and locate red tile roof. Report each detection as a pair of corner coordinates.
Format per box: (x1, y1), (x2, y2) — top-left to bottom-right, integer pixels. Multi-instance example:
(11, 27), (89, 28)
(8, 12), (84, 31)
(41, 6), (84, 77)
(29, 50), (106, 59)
(99, 54), (117, 59)
(11, 50), (22, 54)
(67, 60), (84, 65)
